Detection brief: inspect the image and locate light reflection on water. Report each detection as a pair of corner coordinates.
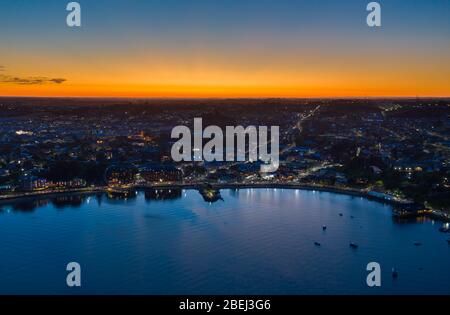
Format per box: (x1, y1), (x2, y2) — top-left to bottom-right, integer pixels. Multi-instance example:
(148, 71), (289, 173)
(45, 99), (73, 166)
(0, 189), (449, 295)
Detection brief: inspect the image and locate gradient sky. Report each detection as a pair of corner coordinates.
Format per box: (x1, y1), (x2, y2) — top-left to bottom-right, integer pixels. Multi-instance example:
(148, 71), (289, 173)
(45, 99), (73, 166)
(1, 0), (449, 98)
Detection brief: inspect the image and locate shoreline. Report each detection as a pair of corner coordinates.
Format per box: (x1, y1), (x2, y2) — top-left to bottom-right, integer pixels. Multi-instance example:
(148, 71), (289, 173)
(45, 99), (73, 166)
(0, 183), (419, 206)
(0, 187), (106, 205)
(1, 183), (448, 221)
(0, 183), (391, 203)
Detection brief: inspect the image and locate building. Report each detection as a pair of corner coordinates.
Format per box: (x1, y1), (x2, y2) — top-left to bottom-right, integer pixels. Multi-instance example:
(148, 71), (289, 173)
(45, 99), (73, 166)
(21, 177), (48, 191)
(140, 164), (182, 183)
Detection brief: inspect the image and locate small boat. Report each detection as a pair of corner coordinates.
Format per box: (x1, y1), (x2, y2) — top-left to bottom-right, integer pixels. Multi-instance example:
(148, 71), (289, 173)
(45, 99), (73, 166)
(322, 225), (327, 231)
(199, 186), (223, 203)
(350, 216), (355, 219)
(339, 213), (343, 217)
(107, 187), (137, 199)
(413, 242), (422, 246)
(439, 227), (449, 233)
(392, 268), (399, 278)
(447, 240), (450, 245)
(349, 242), (358, 249)
(314, 242), (321, 247)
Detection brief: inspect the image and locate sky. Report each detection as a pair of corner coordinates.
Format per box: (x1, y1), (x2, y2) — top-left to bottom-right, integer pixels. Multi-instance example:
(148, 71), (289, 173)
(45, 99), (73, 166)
(0, 0), (449, 98)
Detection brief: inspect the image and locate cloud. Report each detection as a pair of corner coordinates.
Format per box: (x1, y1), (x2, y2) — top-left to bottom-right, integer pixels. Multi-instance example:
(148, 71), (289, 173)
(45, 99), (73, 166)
(0, 66), (66, 85)
(0, 74), (67, 85)
(48, 78), (67, 84)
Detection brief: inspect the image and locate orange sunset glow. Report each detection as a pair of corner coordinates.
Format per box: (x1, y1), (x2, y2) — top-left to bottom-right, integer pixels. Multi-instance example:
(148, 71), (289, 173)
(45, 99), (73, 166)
(2, 49), (450, 98)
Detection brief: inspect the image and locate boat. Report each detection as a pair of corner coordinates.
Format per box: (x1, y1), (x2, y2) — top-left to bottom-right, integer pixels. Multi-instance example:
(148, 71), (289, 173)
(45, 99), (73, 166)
(199, 185), (223, 203)
(314, 242), (321, 247)
(339, 213), (343, 217)
(322, 225), (327, 231)
(107, 186), (137, 199)
(392, 268), (399, 278)
(439, 227), (449, 233)
(349, 242), (358, 249)
(413, 242), (422, 246)
(447, 240), (450, 245)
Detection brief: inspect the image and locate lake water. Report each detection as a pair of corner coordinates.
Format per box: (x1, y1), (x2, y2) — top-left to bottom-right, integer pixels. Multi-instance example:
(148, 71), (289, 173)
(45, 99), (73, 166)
(0, 189), (449, 295)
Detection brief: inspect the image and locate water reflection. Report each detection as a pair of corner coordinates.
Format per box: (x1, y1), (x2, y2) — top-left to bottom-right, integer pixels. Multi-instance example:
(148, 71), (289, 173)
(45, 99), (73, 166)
(393, 216), (434, 224)
(95, 193), (103, 206)
(11, 199), (49, 212)
(144, 188), (182, 201)
(51, 195), (85, 209)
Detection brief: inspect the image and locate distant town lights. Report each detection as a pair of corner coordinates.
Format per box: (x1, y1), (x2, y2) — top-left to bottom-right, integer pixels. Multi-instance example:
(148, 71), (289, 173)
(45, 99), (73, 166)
(15, 130), (33, 136)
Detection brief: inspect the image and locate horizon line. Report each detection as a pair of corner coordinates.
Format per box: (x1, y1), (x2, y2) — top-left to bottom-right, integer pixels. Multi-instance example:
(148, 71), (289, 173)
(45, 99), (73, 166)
(1, 95), (450, 101)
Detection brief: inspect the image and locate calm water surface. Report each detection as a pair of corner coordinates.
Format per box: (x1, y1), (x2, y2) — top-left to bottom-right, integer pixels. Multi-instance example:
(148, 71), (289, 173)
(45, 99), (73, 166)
(0, 189), (449, 294)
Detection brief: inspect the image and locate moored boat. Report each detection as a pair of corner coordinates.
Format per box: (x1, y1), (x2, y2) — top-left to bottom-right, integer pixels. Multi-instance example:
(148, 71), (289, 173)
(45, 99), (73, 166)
(107, 186), (136, 199)
(199, 185), (223, 203)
